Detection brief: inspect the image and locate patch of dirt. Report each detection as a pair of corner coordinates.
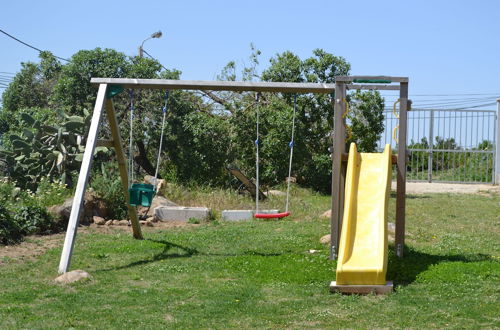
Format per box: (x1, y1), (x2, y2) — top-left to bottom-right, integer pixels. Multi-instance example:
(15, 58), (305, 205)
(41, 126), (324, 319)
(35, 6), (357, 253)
(392, 182), (500, 195)
(0, 221), (194, 265)
(0, 233), (65, 265)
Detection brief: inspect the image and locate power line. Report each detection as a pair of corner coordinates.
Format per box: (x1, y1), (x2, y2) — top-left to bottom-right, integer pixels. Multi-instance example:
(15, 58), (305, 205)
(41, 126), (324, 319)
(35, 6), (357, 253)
(0, 28), (70, 62)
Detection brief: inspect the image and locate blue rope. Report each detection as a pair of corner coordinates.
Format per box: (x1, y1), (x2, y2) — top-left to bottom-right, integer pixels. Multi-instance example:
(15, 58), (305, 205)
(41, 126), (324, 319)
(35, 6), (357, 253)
(162, 90), (170, 113)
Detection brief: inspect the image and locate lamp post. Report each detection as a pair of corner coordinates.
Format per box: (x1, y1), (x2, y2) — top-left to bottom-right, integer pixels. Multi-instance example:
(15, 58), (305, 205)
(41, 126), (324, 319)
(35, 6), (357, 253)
(138, 31), (162, 57)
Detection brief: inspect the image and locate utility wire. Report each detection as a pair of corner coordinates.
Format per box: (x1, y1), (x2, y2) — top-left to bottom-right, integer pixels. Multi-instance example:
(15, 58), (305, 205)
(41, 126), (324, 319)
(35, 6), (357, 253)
(0, 28), (70, 62)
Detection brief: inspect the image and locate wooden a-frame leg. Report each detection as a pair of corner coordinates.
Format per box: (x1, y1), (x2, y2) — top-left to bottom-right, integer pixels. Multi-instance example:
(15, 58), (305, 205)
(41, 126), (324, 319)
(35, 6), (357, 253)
(105, 99), (143, 239)
(58, 84), (108, 274)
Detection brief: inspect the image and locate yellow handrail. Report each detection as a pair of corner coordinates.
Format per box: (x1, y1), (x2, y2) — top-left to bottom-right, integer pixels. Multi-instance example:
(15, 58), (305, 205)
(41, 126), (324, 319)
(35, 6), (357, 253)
(392, 99), (400, 144)
(342, 98), (352, 140)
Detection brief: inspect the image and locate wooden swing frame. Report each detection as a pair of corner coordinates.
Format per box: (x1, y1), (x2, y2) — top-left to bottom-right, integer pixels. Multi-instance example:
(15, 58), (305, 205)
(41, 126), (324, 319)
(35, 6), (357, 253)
(58, 76), (409, 274)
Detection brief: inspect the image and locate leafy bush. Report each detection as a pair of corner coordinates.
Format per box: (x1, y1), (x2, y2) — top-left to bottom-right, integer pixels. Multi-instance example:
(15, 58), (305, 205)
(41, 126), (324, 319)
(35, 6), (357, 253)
(13, 205), (55, 235)
(90, 163), (127, 220)
(0, 205), (22, 245)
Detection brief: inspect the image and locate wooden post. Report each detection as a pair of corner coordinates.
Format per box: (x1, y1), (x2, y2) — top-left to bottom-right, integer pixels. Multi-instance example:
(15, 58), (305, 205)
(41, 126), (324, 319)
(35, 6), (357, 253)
(495, 99), (500, 184)
(58, 84), (108, 274)
(395, 82), (408, 257)
(330, 82), (347, 259)
(105, 99), (143, 239)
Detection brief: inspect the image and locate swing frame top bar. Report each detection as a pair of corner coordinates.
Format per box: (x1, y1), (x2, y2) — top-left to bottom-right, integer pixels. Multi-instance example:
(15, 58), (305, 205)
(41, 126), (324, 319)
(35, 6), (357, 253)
(90, 76), (406, 93)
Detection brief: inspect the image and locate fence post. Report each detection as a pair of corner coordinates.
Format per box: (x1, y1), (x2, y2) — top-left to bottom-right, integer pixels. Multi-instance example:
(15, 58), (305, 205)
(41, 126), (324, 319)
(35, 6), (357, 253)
(428, 110), (434, 183)
(495, 99), (500, 184)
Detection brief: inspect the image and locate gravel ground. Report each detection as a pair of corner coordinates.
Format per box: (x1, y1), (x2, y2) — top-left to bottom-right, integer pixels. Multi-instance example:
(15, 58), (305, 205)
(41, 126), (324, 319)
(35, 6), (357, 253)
(392, 181), (500, 194)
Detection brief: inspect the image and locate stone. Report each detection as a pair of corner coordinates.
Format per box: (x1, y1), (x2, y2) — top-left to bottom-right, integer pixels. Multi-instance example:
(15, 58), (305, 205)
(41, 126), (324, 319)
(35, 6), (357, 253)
(222, 210), (254, 221)
(388, 222), (396, 234)
(93, 199), (109, 218)
(93, 216), (106, 225)
(47, 192), (108, 226)
(321, 210), (331, 218)
(118, 220), (129, 226)
(264, 190), (286, 196)
(146, 220), (154, 227)
(105, 220), (113, 226)
(144, 175), (166, 194)
(139, 220), (147, 226)
(112, 220), (121, 225)
(55, 270), (91, 284)
(320, 234), (331, 244)
(146, 216), (156, 223)
(154, 206), (210, 222)
(138, 196), (178, 218)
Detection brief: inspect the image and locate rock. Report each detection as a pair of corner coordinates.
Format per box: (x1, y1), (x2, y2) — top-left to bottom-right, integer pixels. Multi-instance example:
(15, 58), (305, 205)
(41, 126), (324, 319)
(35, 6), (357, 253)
(93, 199), (109, 218)
(138, 196), (178, 217)
(112, 220), (121, 225)
(105, 220), (113, 226)
(146, 220), (154, 227)
(264, 190), (286, 196)
(320, 234), (331, 244)
(47, 192), (108, 226)
(139, 220), (147, 226)
(118, 220), (129, 226)
(388, 222), (396, 234)
(321, 210), (331, 218)
(144, 175), (166, 194)
(55, 270), (91, 284)
(146, 216), (156, 223)
(93, 216), (106, 225)
(286, 176), (296, 183)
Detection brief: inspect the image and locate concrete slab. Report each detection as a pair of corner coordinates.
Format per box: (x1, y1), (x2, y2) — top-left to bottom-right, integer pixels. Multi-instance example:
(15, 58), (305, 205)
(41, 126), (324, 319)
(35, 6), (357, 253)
(221, 209), (279, 221)
(222, 210), (254, 221)
(154, 206), (210, 222)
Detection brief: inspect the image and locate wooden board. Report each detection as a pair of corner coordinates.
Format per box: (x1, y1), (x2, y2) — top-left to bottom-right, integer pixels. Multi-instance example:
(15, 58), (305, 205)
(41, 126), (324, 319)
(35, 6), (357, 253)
(330, 281), (393, 295)
(105, 99), (143, 239)
(58, 84), (108, 274)
(336, 76), (408, 82)
(90, 78), (336, 94)
(396, 82), (408, 257)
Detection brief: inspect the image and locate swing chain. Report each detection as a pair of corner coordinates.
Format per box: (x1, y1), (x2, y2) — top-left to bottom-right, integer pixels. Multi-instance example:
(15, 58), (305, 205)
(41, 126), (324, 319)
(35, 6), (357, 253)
(153, 90), (170, 190)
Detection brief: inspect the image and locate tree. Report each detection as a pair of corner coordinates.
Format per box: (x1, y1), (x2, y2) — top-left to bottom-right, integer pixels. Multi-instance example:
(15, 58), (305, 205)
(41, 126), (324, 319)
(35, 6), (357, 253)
(1, 51), (61, 113)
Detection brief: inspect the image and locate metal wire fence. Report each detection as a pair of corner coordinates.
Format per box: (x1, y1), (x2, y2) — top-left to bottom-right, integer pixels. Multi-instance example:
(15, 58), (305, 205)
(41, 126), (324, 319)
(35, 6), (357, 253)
(378, 108), (497, 183)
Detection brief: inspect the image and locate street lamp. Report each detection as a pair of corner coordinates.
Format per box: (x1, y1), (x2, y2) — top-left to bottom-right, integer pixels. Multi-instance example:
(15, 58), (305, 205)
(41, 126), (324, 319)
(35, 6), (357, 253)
(138, 31), (162, 57)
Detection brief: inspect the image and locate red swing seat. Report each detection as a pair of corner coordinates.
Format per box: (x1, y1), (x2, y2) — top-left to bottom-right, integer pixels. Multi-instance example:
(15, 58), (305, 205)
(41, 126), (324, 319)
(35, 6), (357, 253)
(254, 211), (290, 219)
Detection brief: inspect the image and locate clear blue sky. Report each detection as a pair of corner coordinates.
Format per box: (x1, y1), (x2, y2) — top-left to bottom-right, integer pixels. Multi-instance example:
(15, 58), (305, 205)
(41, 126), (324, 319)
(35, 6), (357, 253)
(1, 0), (499, 109)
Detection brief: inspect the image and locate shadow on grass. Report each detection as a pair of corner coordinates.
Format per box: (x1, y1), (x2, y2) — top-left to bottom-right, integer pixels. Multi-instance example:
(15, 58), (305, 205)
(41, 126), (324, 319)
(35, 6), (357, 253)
(387, 245), (491, 286)
(98, 239), (199, 272)
(390, 192), (431, 199)
(98, 239), (282, 272)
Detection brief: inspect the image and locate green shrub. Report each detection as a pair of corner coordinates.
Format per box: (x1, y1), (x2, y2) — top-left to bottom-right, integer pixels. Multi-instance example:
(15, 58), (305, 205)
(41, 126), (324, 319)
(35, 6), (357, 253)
(34, 178), (71, 207)
(90, 163), (127, 220)
(0, 205), (22, 245)
(13, 205), (55, 235)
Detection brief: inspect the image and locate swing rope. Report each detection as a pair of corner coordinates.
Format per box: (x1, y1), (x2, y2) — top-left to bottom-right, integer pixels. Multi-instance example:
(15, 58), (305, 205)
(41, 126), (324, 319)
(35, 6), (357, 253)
(254, 93), (297, 219)
(153, 91), (170, 190)
(128, 90), (135, 188)
(285, 94), (297, 213)
(255, 93), (261, 214)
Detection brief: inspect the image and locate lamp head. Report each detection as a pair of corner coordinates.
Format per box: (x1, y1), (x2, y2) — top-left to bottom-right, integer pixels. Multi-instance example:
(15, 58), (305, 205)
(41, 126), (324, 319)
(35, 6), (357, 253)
(151, 31), (162, 39)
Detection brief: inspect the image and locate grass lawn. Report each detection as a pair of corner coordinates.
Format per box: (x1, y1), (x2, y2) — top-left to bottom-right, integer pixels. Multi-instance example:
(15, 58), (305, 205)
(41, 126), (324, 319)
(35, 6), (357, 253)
(0, 188), (499, 328)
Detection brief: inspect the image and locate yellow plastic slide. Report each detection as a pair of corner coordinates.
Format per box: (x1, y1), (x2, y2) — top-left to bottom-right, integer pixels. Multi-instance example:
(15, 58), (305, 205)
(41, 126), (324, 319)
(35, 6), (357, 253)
(336, 143), (392, 285)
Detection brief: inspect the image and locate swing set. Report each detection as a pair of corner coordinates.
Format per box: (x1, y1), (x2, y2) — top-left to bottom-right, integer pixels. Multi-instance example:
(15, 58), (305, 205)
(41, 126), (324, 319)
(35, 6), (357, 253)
(58, 76), (410, 280)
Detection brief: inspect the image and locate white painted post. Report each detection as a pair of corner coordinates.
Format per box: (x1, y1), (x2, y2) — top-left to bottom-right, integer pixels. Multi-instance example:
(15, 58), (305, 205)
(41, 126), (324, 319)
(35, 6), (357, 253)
(495, 99), (500, 184)
(58, 84), (108, 274)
